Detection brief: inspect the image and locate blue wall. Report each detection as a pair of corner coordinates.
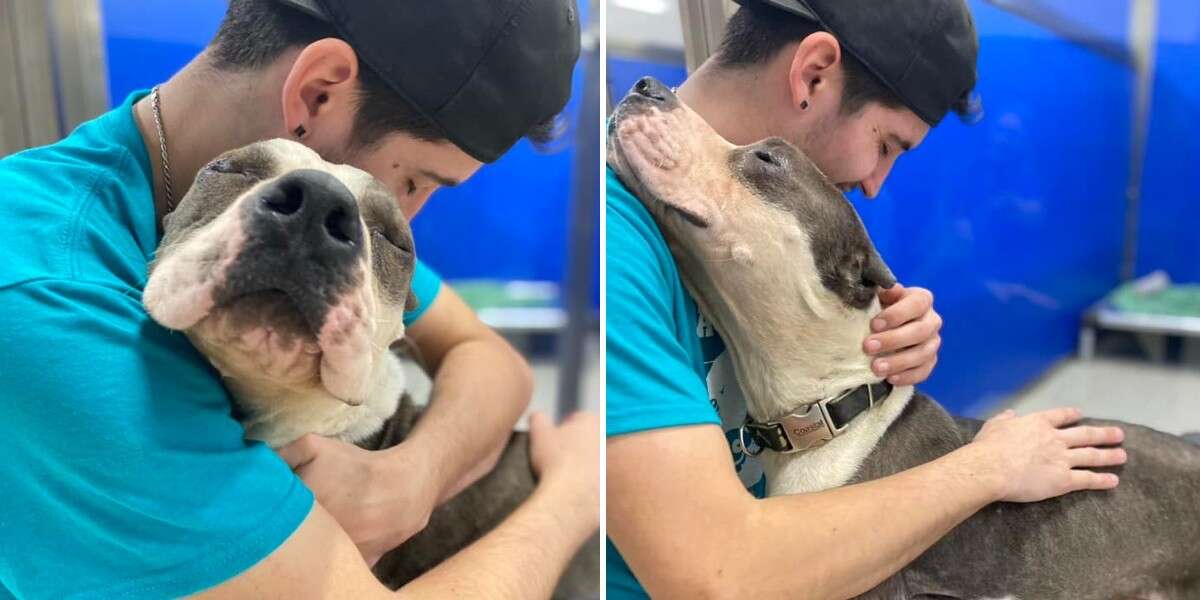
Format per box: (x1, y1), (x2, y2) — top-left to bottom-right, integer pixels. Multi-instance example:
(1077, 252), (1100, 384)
(855, 0), (1132, 414)
(1136, 1), (1200, 282)
(101, 1), (595, 300)
(606, 1), (1140, 414)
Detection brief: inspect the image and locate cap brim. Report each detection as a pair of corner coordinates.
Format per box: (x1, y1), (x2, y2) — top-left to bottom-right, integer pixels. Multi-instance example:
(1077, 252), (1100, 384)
(737, 0), (819, 22)
(274, 0), (330, 22)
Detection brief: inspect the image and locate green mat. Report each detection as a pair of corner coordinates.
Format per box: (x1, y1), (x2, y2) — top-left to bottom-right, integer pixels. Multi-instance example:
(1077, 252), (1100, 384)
(1110, 283), (1200, 318)
(449, 279), (561, 310)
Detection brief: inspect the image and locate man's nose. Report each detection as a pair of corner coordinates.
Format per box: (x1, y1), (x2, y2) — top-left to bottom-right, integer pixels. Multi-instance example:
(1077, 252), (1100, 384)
(862, 160), (897, 199)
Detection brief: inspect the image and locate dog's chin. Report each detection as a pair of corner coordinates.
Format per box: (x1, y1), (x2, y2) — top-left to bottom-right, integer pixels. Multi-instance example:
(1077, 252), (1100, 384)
(190, 290), (374, 405)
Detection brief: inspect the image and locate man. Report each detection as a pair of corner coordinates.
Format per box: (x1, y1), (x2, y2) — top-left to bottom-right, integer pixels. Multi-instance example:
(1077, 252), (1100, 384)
(0, 1), (597, 597)
(606, 1), (1126, 597)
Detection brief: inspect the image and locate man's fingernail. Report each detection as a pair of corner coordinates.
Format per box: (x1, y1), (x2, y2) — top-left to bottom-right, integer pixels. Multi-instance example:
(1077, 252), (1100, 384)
(866, 339), (882, 353)
(875, 360), (890, 374)
(887, 376), (900, 384)
(872, 319), (887, 331)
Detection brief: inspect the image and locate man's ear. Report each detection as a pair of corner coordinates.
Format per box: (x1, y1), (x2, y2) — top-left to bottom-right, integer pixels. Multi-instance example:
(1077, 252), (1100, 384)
(405, 292), (419, 313)
(788, 31), (842, 112)
(279, 38), (360, 139)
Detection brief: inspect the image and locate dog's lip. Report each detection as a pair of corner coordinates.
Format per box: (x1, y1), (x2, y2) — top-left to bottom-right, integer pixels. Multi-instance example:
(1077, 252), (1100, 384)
(214, 287), (322, 343)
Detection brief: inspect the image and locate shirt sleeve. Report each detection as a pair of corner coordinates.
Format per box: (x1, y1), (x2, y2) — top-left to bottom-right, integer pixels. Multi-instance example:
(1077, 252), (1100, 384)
(0, 279), (314, 599)
(605, 182), (720, 438)
(403, 258), (443, 326)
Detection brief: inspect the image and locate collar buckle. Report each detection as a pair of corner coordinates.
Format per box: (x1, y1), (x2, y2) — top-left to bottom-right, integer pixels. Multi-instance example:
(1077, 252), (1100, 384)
(740, 383), (892, 456)
(777, 401), (837, 453)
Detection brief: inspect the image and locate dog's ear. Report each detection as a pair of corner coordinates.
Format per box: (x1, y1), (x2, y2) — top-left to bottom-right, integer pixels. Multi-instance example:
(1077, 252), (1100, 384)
(863, 250), (896, 290)
(659, 194), (712, 228)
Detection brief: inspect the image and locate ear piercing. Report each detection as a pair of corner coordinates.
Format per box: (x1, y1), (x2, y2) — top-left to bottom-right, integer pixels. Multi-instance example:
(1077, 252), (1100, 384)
(801, 100), (810, 110)
(294, 124), (307, 138)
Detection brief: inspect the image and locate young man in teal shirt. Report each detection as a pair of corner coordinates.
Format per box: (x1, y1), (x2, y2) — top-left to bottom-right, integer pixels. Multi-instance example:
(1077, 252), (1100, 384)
(607, 2), (1127, 597)
(0, 1), (598, 597)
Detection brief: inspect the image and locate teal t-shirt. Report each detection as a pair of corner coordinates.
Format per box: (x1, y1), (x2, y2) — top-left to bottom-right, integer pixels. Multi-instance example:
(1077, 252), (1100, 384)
(605, 167), (766, 599)
(0, 90), (441, 599)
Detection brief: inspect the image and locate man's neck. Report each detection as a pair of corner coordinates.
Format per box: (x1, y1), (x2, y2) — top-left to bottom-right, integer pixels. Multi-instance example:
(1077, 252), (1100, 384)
(676, 60), (787, 147)
(132, 55), (277, 232)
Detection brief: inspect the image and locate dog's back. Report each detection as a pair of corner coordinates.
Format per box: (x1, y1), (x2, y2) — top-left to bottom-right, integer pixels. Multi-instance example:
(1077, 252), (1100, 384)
(363, 394), (600, 599)
(851, 394), (1200, 600)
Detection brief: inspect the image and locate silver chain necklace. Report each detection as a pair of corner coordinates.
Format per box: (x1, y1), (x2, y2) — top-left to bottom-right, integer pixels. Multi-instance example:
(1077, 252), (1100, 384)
(150, 85), (176, 213)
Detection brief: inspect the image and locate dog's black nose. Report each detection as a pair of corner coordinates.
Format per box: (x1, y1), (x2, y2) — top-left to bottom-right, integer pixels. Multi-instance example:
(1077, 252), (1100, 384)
(632, 76), (670, 102)
(257, 169), (362, 258)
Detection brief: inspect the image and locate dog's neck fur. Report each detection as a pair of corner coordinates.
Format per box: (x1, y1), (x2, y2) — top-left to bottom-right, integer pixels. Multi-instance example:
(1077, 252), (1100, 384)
(223, 353), (406, 448)
(684, 268), (915, 496)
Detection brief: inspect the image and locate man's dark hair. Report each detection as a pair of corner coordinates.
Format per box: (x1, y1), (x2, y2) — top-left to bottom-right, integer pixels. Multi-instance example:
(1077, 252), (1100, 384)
(716, 4), (904, 118)
(209, 0), (557, 150)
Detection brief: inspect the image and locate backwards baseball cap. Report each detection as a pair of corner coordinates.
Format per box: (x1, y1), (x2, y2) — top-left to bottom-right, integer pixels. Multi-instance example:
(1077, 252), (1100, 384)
(275, 0), (581, 162)
(734, 0), (982, 126)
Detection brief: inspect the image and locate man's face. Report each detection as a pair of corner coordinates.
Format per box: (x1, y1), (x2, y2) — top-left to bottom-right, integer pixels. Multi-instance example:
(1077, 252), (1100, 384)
(797, 100), (930, 200)
(319, 133), (483, 221)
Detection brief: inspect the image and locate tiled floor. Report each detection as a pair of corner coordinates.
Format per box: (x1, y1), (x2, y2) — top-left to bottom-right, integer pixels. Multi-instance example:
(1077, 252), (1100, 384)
(1001, 357), (1200, 435)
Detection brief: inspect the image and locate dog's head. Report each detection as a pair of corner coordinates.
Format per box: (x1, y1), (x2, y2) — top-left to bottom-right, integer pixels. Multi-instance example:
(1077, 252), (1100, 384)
(608, 77), (896, 410)
(144, 138), (416, 408)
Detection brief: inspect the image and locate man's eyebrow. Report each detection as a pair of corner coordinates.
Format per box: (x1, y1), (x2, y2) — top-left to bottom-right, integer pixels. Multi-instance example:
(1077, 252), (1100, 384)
(888, 132), (914, 152)
(420, 170), (461, 187)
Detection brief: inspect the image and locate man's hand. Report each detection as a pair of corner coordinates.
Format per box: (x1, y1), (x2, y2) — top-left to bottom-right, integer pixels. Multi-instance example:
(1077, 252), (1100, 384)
(529, 411), (600, 523)
(864, 283), (943, 386)
(969, 407), (1127, 503)
(278, 434), (439, 566)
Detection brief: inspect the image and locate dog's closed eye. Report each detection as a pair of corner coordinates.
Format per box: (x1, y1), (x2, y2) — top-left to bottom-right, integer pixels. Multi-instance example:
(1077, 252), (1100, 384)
(205, 158), (262, 180)
(371, 227), (412, 255)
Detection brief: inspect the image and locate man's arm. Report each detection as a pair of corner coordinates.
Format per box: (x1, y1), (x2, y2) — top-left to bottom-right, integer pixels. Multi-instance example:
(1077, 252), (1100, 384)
(201, 413), (598, 600)
(402, 284), (534, 503)
(279, 284), (533, 563)
(608, 409), (1125, 599)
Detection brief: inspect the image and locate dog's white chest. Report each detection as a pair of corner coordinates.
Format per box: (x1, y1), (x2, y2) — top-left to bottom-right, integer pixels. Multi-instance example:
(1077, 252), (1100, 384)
(761, 387), (914, 496)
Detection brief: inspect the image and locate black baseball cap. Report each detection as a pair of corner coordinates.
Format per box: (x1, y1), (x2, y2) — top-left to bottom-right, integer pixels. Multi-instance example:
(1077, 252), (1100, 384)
(734, 0), (981, 126)
(275, 0), (581, 162)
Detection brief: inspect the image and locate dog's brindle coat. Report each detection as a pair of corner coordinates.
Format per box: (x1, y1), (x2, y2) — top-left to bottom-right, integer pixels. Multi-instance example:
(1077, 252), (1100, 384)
(144, 139), (597, 598)
(609, 77), (1200, 600)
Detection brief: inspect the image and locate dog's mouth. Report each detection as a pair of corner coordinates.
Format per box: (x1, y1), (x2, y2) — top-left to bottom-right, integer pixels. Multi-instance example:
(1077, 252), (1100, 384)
(608, 105), (711, 229)
(192, 289), (325, 385)
(146, 225), (378, 405)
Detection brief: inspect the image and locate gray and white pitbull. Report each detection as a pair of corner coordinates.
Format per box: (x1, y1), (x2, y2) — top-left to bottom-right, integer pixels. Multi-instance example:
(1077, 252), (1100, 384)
(608, 77), (1200, 600)
(143, 138), (597, 597)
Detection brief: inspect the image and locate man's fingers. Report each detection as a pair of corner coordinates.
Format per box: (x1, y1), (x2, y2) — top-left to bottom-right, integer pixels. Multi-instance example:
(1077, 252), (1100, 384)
(276, 433), (322, 470)
(988, 409), (1017, 422)
(876, 337), (938, 381)
(885, 357), (936, 386)
(1069, 470), (1120, 491)
(1059, 424), (1125, 448)
(1067, 446), (1127, 468)
(877, 282), (907, 305)
(866, 311), (941, 355)
(871, 287), (933, 333)
(872, 335), (940, 376)
(528, 411), (552, 437)
(1034, 407), (1084, 428)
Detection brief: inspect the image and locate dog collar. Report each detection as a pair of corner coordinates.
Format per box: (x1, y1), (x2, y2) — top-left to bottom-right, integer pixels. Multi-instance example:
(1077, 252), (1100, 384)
(739, 381), (894, 456)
